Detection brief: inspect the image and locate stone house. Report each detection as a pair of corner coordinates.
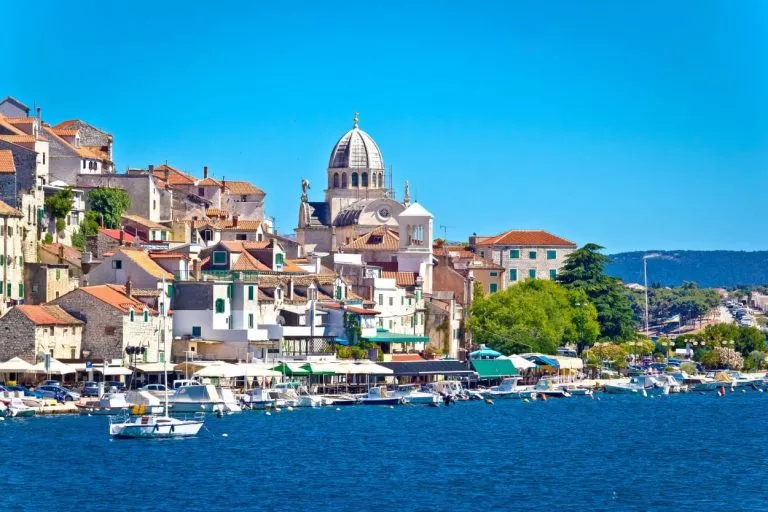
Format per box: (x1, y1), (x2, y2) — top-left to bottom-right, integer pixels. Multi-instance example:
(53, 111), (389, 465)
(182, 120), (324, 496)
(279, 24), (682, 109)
(0, 305), (83, 363)
(85, 247), (174, 293)
(39, 243), (84, 281)
(121, 214), (172, 243)
(86, 228), (136, 259)
(77, 171), (173, 223)
(24, 263), (78, 304)
(470, 230), (577, 286)
(0, 197), (26, 313)
(51, 284), (171, 364)
(41, 181), (85, 246)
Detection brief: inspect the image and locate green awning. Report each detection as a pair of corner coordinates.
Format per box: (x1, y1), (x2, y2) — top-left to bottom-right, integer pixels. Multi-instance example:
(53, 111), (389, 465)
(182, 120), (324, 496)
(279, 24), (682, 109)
(300, 363), (335, 376)
(271, 362), (310, 376)
(471, 358), (518, 379)
(365, 328), (429, 344)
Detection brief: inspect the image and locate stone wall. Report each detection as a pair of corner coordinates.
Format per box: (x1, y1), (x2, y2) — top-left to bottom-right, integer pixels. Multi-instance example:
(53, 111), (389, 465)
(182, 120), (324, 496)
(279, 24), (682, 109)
(0, 309), (36, 362)
(24, 263), (75, 304)
(483, 245), (576, 286)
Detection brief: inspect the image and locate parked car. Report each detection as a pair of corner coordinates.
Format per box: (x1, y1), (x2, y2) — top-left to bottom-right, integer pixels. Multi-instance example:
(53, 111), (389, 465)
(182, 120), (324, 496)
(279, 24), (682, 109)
(172, 379), (199, 390)
(105, 381), (126, 392)
(40, 379), (61, 387)
(140, 384), (169, 393)
(36, 385), (80, 402)
(80, 381), (100, 397)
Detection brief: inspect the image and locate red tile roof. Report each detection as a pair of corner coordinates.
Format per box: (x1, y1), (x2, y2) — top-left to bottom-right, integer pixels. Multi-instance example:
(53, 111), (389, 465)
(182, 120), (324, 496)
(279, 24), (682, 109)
(390, 354), (425, 362)
(198, 177), (221, 187)
(382, 271), (418, 287)
(16, 305), (83, 326)
(40, 243), (81, 264)
(99, 229), (136, 243)
(476, 230), (576, 247)
(78, 284), (156, 314)
(51, 127), (77, 137)
(224, 180), (264, 195)
(0, 199), (22, 217)
(116, 248), (175, 280)
(121, 214), (168, 231)
(152, 164), (196, 186)
(345, 305), (379, 316)
(149, 252), (187, 260)
(0, 150), (15, 173)
(341, 227), (400, 251)
(217, 219), (263, 231)
(232, 250), (271, 272)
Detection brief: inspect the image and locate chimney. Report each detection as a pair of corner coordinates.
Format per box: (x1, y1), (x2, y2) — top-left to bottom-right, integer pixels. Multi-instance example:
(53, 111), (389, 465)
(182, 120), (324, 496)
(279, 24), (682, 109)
(36, 107), (41, 122)
(288, 277), (294, 301)
(125, 278), (133, 299)
(203, 166), (208, 179)
(192, 259), (201, 281)
(232, 215), (239, 228)
(119, 229), (125, 246)
(164, 168), (170, 183)
(221, 178), (226, 194)
(58, 244), (64, 264)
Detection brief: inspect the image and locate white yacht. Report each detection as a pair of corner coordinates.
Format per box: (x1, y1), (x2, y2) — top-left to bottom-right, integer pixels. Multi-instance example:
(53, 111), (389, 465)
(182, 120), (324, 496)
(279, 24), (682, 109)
(604, 375), (661, 395)
(170, 384), (225, 413)
(480, 378), (536, 400)
(533, 378), (572, 398)
(239, 388), (276, 410)
(392, 384), (441, 405)
(360, 386), (406, 406)
(109, 412), (204, 438)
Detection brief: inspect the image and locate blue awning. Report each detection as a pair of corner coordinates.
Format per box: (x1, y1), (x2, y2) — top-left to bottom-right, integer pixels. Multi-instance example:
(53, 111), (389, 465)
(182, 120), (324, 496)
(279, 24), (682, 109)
(524, 354), (560, 368)
(333, 337), (351, 346)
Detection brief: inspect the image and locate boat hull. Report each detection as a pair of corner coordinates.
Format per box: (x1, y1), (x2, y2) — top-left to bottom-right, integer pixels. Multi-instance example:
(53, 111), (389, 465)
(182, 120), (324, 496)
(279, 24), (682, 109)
(360, 397), (404, 406)
(109, 418), (203, 438)
(169, 402), (223, 413)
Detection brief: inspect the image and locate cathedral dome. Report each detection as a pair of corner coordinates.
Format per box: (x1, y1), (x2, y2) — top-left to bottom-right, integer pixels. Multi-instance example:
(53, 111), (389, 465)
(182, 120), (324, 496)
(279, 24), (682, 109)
(328, 115), (384, 170)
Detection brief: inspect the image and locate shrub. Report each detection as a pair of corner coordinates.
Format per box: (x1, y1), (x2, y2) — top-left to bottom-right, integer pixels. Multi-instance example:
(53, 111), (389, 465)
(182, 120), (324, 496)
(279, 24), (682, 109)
(43, 233), (53, 244)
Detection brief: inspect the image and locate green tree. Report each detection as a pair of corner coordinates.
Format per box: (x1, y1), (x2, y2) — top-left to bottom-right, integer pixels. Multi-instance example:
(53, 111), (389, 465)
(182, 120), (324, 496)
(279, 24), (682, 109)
(44, 188), (74, 242)
(71, 210), (101, 250)
(87, 188), (131, 228)
(557, 243), (636, 340)
(468, 279), (598, 355)
(562, 288), (600, 352)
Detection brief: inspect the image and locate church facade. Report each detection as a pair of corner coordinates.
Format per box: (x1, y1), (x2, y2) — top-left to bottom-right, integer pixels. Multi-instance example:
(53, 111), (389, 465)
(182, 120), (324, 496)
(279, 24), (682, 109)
(296, 114), (411, 252)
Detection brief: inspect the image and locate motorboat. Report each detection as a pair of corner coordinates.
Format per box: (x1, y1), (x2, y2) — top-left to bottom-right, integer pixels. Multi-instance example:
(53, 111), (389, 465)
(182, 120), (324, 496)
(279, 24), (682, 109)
(680, 374), (719, 392)
(392, 384), (441, 405)
(604, 375), (661, 395)
(654, 374), (687, 394)
(0, 397), (36, 417)
(109, 412), (205, 439)
(77, 392), (132, 416)
(270, 382), (323, 408)
(559, 384), (593, 397)
(321, 393), (360, 406)
(360, 386), (406, 406)
(294, 386), (325, 408)
(425, 380), (467, 400)
(216, 387), (242, 413)
(533, 378), (572, 398)
(480, 378), (536, 400)
(169, 384), (225, 413)
(239, 388), (275, 410)
(725, 371), (763, 388)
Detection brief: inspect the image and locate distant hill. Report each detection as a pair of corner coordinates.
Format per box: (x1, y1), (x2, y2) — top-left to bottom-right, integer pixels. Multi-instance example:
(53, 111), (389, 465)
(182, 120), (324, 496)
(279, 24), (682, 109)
(606, 251), (768, 288)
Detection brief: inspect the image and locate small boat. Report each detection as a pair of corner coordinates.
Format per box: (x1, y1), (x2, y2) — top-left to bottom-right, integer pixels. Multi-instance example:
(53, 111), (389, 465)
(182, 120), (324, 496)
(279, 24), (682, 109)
(170, 384), (225, 413)
(533, 378), (572, 398)
(360, 386), (405, 406)
(0, 397), (36, 417)
(109, 412), (205, 439)
(77, 393), (132, 416)
(480, 378), (536, 400)
(559, 385), (593, 397)
(425, 380), (468, 400)
(216, 387), (242, 413)
(654, 374), (687, 394)
(604, 375), (661, 395)
(392, 384), (441, 405)
(321, 393), (360, 406)
(725, 371), (763, 388)
(239, 388), (275, 410)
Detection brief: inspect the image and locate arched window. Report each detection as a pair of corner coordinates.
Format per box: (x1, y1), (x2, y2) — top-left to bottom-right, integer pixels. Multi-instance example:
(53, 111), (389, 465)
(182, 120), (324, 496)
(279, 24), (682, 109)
(215, 298), (225, 313)
(341, 173), (347, 188)
(333, 173), (339, 188)
(378, 173), (383, 188)
(351, 172), (359, 187)
(361, 172), (368, 187)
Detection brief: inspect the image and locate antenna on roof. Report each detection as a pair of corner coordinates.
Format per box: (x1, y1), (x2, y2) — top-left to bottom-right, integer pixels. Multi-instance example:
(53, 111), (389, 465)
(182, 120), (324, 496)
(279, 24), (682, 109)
(439, 225), (455, 240)
(389, 165), (393, 199)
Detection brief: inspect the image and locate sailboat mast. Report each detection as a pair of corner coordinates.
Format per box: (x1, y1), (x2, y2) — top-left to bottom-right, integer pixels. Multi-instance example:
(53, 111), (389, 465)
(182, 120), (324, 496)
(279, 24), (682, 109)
(162, 277), (169, 415)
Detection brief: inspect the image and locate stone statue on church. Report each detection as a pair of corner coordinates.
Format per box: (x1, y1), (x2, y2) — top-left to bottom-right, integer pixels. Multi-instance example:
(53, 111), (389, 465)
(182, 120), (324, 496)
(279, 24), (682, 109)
(403, 180), (411, 206)
(301, 178), (310, 202)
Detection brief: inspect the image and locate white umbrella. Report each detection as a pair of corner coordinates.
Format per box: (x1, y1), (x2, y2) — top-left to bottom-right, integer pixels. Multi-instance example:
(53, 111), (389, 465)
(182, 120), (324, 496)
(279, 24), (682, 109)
(235, 363), (282, 378)
(194, 362), (245, 378)
(0, 357), (35, 373)
(31, 358), (76, 375)
(505, 355), (536, 370)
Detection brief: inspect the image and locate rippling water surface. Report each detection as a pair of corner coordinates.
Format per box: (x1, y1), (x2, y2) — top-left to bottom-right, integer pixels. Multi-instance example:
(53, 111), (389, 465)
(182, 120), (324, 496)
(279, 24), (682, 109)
(3, 392), (768, 511)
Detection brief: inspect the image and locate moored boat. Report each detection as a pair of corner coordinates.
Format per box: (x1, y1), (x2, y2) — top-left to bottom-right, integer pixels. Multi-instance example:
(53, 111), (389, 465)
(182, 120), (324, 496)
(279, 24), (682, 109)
(109, 412), (204, 438)
(169, 384), (225, 413)
(392, 384), (441, 405)
(533, 378), (572, 398)
(480, 377), (536, 400)
(360, 386), (405, 406)
(0, 397), (36, 417)
(604, 375), (661, 395)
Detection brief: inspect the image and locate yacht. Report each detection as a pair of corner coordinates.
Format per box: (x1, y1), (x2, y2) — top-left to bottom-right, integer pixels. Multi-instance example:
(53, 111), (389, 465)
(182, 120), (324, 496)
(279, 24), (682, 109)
(239, 388), (275, 410)
(170, 384), (225, 413)
(0, 397), (36, 417)
(533, 378), (572, 398)
(480, 378), (536, 400)
(109, 412), (204, 438)
(604, 375), (661, 395)
(679, 374), (719, 392)
(360, 386), (406, 405)
(654, 374), (687, 394)
(725, 371), (763, 388)
(392, 384), (441, 405)
(559, 384), (593, 397)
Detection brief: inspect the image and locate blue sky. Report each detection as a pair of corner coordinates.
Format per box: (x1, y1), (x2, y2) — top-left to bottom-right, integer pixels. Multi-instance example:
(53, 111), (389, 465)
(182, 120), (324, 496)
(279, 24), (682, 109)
(3, 1), (766, 253)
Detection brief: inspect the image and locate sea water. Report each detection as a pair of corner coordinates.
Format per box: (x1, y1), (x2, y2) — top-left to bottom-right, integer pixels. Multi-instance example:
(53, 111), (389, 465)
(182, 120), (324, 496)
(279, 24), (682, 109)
(3, 392), (768, 511)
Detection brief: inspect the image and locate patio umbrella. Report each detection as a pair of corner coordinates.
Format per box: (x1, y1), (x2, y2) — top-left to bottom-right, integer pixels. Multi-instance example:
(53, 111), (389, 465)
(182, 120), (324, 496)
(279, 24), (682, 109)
(469, 344), (502, 359)
(31, 358), (76, 375)
(194, 362), (244, 378)
(0, 357), (35, 372)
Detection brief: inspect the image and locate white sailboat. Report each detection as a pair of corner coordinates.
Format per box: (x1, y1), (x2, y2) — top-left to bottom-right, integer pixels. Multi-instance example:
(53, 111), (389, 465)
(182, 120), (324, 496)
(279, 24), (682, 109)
(109, 279), (204, 439)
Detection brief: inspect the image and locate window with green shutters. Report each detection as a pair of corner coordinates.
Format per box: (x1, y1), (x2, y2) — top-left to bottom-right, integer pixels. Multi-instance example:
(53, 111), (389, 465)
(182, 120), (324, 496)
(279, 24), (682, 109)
(56, 269), (61, 281)
(143, 310), (149, 322)
(529, 251), (537, 259)
(192, 326), (201, 337)
(0, 255), (4, 266)
(129, 310), (135, 322)
(248, 313), (254, 329)
(335, 286), (342, 300)
(226, 284), (232, 298)
(549, 269), (557, 280)
(161, 231), (167, 241)
(18, 283), (23, 297)
(489, 283), (498, 293)
(275, 253), (285, 266)
(510, 269), (517, 281)
(509, 249), (520, 259)
(159, 352), (165, 363)
(167, 284), (173, 297)
(490, 272), (498, 277)
(212, 251), (227, 265)
(248, 286), (254, 300)
(215, 298), (225, 313)
(547, 250), (557, 260)
(529, 269), (536, 279)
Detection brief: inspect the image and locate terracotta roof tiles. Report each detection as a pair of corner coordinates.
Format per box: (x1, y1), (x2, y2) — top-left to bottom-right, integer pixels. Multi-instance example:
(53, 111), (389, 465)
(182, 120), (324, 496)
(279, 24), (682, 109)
(116, 248), (175, 280)
(78, 284), (157, 314)
(99, 229), (136, 243)
(40, 243), (81, 264)
(224, 180), (264, 195)
(476, 230), (576, 247)
(152, 164), (196, 186)
(16, 305), (83, 326)
(0, 150), (15, 173)
(0, 199), (23, 217)
(382, 271), (418, 287)
(341, 227), (400, 251)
